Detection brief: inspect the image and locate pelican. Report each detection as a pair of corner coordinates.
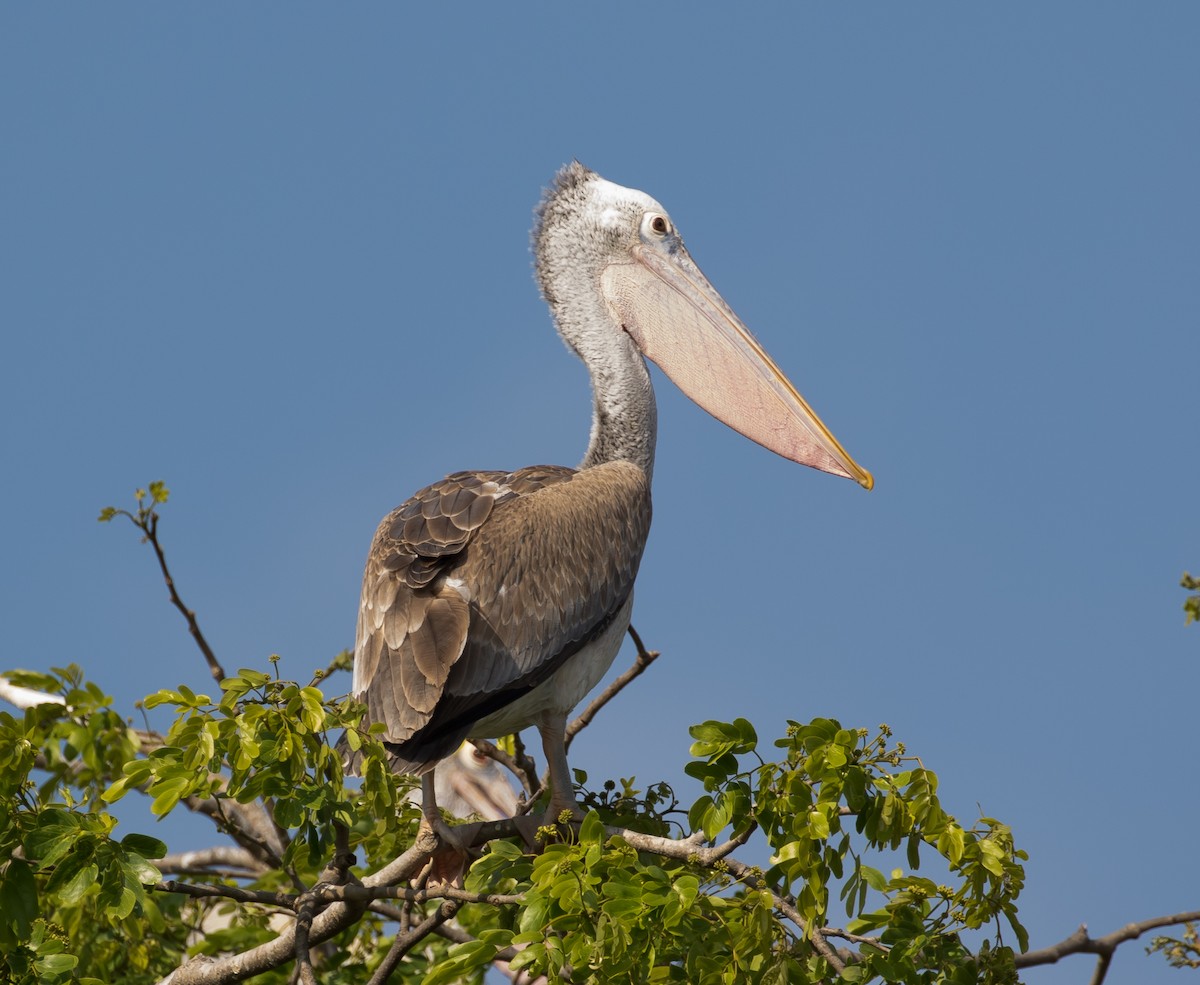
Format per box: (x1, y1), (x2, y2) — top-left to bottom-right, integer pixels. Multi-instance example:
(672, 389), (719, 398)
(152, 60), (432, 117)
(407, 742), (519, 822)
(352, 162), (871, 844)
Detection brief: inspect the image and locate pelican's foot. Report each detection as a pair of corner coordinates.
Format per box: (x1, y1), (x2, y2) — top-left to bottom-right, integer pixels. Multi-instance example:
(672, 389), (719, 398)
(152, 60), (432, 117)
(544, 792), (585, 827)
(419, 816), (471, 886)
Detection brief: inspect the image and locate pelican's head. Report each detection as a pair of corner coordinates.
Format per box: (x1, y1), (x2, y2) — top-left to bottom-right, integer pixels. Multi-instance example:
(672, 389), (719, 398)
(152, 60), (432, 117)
(427, 742), (518, 821)
(534, 161), (872, 490)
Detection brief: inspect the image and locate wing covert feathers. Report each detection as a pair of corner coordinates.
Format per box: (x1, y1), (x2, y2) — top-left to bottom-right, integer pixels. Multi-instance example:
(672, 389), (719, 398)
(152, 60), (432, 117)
(353, 462), (651, 772)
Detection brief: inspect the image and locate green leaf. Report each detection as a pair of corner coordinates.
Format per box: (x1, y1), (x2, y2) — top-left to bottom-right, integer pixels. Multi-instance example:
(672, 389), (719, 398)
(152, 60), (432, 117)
(733, 717), (758, 748)
(846, 910), (891, 935)
(579, 809), (605, 846)
(50, 857), (98, 905)
(688, 794), (713, 835)
(237, 668), (271, 687)
(121, 850), (163, 886)
(2, 669), (62, 693)
(24, 811), (80, 867)
(150, 785), (185, 817)
(121, 833), (167, 859)
(1002, 902), (1029, 952)
(671, 874), (700, 911)
(0, 859), (37, 939)
(807, 809), (830, 840)
(938, 824), (965, 865)
(421, 939), (497, 985)
(35, 952), (79, 976)
(906, 833), (921, 870)
(859, 865), (887, 892)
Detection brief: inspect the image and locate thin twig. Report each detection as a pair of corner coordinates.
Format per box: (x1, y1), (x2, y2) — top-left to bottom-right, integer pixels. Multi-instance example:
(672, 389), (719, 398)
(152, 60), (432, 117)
(470, 738), (533, 796)
(157, 880), (295, 909)
(510, 732), (540, 805)
(1089, 952), (1113, 985)
(145, 512), (227, 685)
(565, 625), (659, 749)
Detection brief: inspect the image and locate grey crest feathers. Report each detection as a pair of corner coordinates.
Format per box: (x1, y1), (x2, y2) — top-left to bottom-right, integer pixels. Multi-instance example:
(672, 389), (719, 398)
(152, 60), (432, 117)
(531, 159), (596, 306)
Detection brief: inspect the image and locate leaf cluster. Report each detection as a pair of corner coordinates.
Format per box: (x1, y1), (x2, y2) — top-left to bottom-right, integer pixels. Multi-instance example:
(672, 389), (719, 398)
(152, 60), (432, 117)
(1149, 921), (1200, 969)
(3, 655), (1034, 984)
(1183, 572), (1200, 626)
(0, 667), (183, 984)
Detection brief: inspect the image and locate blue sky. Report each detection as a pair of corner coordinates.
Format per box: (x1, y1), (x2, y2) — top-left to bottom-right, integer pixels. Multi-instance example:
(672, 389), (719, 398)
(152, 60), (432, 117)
(2, 5), (1196, 981)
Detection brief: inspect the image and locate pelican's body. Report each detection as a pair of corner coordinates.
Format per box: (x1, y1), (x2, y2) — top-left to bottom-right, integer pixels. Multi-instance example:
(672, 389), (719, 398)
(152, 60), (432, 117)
(353, 163), (871, 829)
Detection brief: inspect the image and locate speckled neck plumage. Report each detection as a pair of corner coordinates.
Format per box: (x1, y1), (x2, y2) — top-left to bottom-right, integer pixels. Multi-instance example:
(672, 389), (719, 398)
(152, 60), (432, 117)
(533, 161), (658, 481)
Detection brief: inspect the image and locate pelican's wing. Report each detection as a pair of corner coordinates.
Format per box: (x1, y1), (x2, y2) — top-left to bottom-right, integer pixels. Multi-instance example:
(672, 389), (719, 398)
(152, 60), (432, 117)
(353, 460), (650, 771)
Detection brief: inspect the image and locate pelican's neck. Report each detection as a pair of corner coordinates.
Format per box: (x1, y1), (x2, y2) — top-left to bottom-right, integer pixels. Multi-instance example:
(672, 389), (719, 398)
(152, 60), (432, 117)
(579, 324), (657, 481)
(533, 166), (659, 480)
(548, 285), (657, 480)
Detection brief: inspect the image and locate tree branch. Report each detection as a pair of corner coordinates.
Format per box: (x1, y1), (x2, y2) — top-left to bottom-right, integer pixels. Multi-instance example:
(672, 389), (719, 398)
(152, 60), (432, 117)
(159, 847), (267, 877)
(293, 895), (319, 985)
(153, 798), (1200, 984)
(0, 676), (66, 709)
(158, 831), (440, 985)
(144, 509), (226, 686)
(367, 901), (459, 985)
(158, 880), (295, 910)
(1013, 910), (1200, 981)
(470, 738), (533, 798)
(564, 625), (659, 749)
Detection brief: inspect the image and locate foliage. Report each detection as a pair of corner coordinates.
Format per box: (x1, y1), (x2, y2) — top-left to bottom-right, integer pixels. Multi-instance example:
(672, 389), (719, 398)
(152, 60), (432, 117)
(0, 487), (1191, 984)
(0, 663), (1026, 983)
(1183, 572), (1200, 626)
(1149, 922), (1200, 970)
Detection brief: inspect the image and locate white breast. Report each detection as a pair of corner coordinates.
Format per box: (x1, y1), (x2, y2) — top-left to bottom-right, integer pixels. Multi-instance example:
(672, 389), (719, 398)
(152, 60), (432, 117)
(470, 594), (634, 737)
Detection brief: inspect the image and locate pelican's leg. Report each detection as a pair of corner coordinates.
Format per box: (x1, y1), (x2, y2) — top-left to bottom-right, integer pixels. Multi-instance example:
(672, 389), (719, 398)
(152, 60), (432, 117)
(418, 770), (470, 884)
(537, 712), (584, 824)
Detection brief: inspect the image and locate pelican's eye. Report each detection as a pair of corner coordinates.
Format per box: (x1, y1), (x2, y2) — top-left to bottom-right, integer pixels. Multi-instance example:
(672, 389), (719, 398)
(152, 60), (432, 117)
(643, 213), (671, 239)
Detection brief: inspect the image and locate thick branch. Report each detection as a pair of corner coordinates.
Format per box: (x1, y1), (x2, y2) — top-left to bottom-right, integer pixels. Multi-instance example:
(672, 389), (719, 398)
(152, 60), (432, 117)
(158, 832), (439, 985)
(293, 896), (319, 985)
(183, 792), (288, 875)
(0, 676), (66, 709)
(159, 847), (267, 877)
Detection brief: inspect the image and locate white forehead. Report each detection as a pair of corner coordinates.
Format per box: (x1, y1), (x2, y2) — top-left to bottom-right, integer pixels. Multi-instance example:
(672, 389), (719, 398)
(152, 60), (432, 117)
(587, 175), (664, 230)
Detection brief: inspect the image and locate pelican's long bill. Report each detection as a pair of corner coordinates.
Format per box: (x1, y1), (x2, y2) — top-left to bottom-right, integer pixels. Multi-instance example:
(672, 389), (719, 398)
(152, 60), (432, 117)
(601, 245), (874, 490)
